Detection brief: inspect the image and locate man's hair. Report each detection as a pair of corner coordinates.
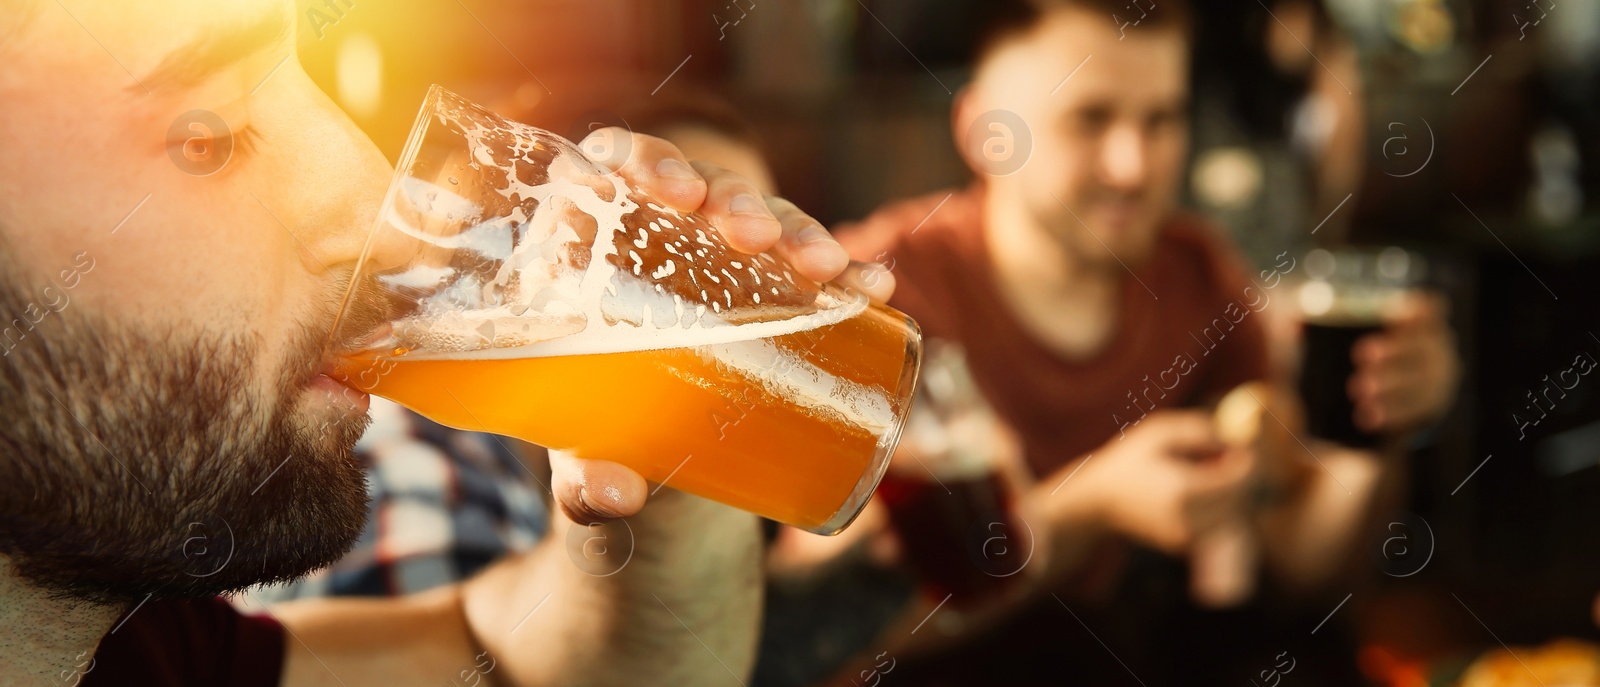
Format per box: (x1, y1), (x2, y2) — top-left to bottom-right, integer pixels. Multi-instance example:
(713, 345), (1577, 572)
(972, 0), (1193, 64)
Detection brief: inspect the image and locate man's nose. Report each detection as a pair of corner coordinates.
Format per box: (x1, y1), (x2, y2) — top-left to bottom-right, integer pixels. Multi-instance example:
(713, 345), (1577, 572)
(296, 115), (392, 276)
(1098, 124), (1149, 193)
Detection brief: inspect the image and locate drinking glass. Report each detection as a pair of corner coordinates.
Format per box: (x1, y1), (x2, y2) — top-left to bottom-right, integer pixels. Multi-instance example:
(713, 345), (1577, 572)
(328, 86), (922, 534)
(875, 341), (1027, 601)
(1292, 246), (1423, 447)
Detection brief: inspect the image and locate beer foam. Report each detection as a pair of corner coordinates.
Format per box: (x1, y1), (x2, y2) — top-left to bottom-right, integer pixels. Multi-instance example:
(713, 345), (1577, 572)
(705, 337), (897, 436)
(364, 87), (864, 361)
(1296, 280), (1400, 326)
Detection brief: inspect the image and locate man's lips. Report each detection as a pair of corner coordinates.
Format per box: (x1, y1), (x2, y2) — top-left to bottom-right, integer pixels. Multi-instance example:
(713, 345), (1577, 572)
(1092, 199), (1144, 223)
(311, 361), (371, 415)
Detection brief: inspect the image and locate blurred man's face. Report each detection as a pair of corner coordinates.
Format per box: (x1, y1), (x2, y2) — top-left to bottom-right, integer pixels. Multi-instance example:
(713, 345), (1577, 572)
(963, 8), (1189, 267)
(0, 0), (388, 603)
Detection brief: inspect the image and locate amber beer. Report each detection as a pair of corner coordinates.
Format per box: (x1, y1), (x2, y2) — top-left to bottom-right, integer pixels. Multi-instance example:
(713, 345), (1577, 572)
(338, 304), (915, 532)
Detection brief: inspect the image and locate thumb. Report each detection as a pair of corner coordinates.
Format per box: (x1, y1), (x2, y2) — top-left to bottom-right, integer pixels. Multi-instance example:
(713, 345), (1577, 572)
(1156, 412), (1226, 458)
(548, 450), (650, 525)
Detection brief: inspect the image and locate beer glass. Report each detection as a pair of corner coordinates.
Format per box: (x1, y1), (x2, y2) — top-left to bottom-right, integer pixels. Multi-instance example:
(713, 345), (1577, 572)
(875, 341), (1027, 602)
(1292, 247), (1422, 447)
(328, 86), (921, 534)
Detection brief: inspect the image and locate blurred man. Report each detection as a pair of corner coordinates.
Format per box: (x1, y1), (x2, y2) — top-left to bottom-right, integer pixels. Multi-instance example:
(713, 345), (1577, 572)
(835, 0), (1458, 683)
(0, 1), (885, 685)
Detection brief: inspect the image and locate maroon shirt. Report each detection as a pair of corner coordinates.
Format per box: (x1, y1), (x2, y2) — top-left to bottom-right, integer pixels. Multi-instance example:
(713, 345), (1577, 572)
(82, 597), (284, 687)
(837, 184), (1271, 478)
(836, 186), (1283, 686)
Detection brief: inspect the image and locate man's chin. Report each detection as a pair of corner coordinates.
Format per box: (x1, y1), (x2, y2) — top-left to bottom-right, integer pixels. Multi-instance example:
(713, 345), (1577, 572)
(287, 375), (374, 486)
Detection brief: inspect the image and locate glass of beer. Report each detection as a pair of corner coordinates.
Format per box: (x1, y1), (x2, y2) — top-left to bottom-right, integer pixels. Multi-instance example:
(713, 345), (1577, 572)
(1292, 247), (1422, 447)
(874, 341), (1028, 602)
(328, 86), (921, 534)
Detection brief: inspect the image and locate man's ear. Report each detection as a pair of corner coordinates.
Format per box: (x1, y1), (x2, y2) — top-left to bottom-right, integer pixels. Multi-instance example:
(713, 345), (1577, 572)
(950, 85), (980, 177)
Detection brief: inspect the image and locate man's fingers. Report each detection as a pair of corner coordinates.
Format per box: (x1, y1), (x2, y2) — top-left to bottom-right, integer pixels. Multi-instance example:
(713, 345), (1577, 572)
(572, 131), (862, 295)
(1189, 448), (1255, 494)
(834, 261), (896, 305)
(1351, 323), (1456, 431)
(1154, 411), (1226, 457)
(1353, 330), (1432, 369)
(1351, 351), (1432, 396)
(548, 450), (650, 525)
(764, 195), (850, 283)
(583, 128), (709, 212)
(1383, 291), (1449, 330)
(574, 124), (636, 173)
(1351, 334), (1394, 368)
(1352, 372), (1434, 431)
(689, 161), (783, 255)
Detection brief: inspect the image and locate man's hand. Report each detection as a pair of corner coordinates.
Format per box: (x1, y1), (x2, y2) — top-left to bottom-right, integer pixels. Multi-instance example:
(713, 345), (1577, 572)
(1061, 411), (1252, 556)
(1349, 292), (1459, 434)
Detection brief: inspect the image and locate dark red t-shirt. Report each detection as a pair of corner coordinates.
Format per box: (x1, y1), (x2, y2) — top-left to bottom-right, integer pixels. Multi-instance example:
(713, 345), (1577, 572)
(837, 184), (1271, 478)
(82, 597), (284, 687)
(835, 186), (1284, 686)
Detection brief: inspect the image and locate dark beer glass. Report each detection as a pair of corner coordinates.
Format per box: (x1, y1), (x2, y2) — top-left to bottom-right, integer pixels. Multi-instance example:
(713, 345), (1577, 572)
(1293, 248), (1422, 447)
(874, 342), (1029, 603)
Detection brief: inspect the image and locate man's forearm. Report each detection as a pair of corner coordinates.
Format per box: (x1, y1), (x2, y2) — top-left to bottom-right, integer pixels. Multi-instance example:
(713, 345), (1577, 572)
(462, 490), (763, 687)
(861, 480), (1107, 662)
(1256, 442), (1387, 593)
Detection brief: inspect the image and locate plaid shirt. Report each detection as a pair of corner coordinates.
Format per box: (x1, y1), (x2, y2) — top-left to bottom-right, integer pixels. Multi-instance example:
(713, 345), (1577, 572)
(252, 398), (548, 603)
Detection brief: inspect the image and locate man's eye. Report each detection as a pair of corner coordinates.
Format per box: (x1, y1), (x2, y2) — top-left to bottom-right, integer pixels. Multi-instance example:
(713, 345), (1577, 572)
(1071, 111), (1112, 135)
(166, 123), (260, 172)
(228, 125), (262, 155)
(1147, 111), (1184, 131)
(203, 125), (260, 159)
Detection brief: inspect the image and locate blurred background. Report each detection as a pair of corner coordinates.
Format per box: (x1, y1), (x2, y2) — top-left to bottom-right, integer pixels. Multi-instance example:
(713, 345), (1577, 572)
(292, 0), (1600, 683)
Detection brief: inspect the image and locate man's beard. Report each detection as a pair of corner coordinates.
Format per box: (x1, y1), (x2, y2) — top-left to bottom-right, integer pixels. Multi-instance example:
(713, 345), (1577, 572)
(0, 280), (371, 606)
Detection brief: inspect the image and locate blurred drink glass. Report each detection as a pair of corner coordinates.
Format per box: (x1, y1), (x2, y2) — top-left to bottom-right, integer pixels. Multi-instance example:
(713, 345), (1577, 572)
(874, 342), (1027, 602)
(1293, 247), (1423, 447)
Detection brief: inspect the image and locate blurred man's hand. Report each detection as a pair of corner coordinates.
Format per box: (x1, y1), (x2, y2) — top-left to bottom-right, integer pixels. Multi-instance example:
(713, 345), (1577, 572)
(1063, 411), (1252, 556)
(1350, 292), (1460, 434)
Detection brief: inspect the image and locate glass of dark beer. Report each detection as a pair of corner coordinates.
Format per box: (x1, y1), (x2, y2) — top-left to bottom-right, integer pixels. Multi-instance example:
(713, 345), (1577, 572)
(873, 341), (1029, 604)
(1293, 247), (1423, 447)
